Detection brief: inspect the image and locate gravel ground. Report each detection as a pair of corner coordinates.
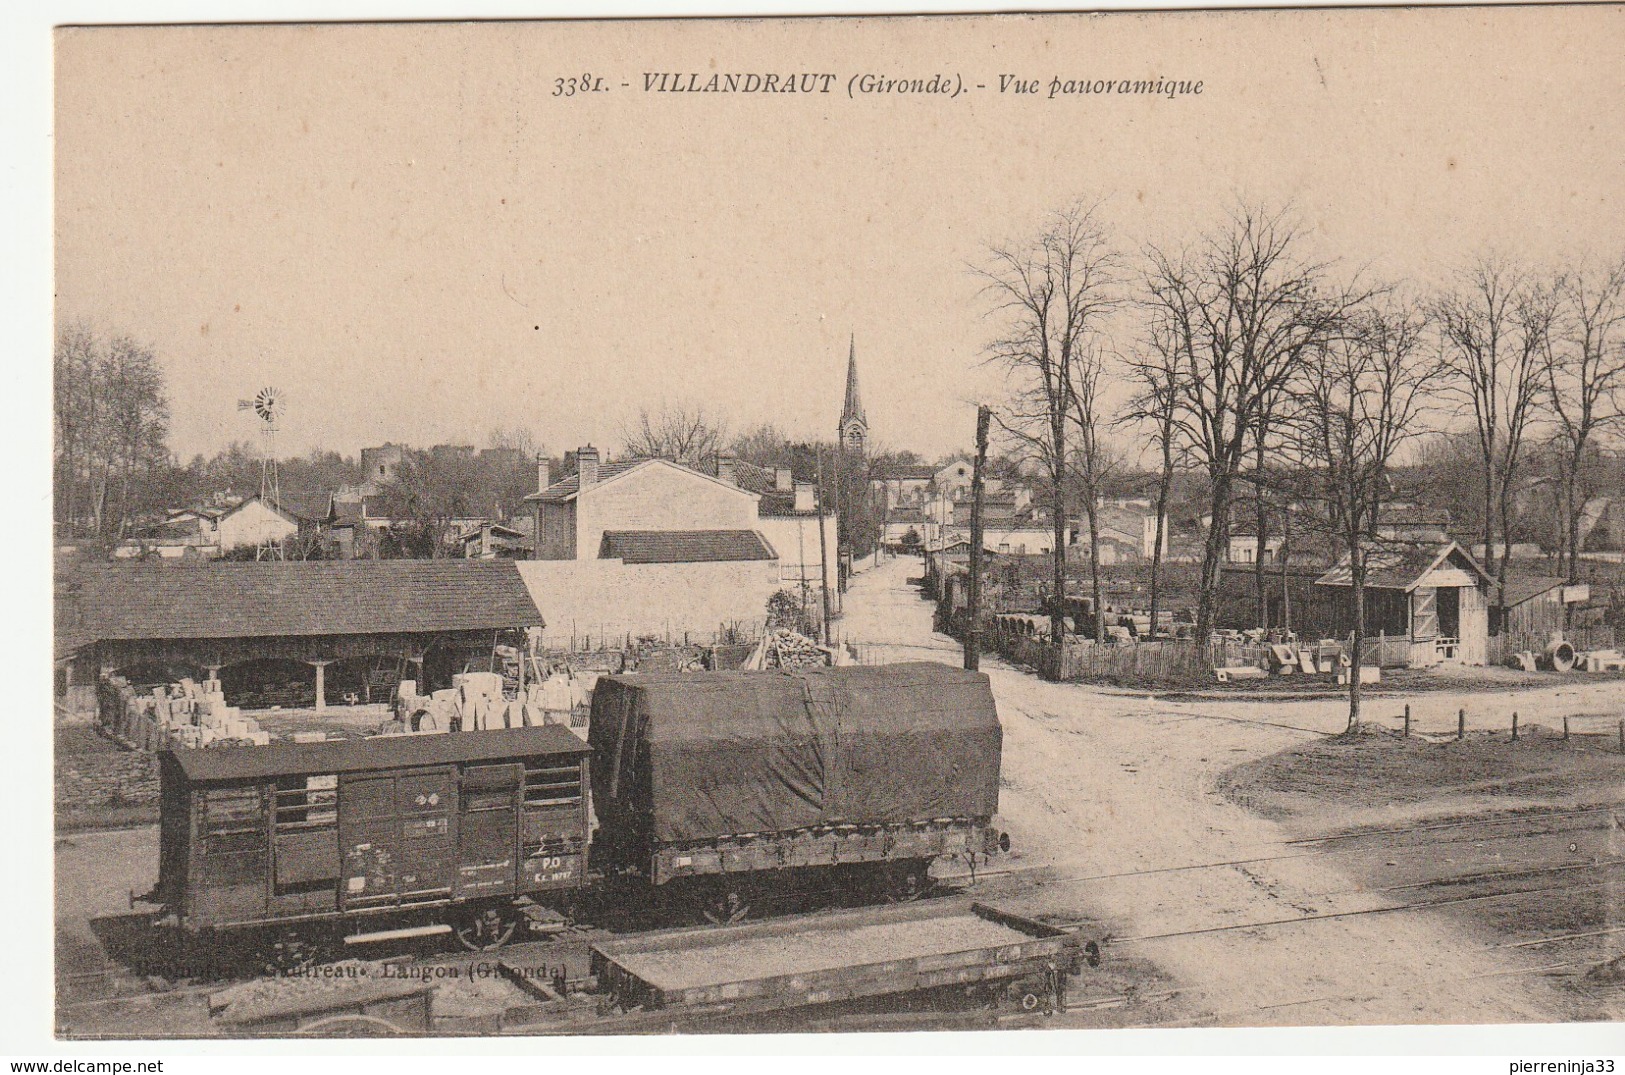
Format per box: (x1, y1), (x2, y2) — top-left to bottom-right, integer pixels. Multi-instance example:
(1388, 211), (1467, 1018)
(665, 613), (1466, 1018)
(837, 554), (1615, 1028)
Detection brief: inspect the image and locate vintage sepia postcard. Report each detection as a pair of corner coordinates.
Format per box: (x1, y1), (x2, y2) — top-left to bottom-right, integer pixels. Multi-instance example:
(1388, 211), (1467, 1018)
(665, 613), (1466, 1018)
(35, 1), (1625, 1056)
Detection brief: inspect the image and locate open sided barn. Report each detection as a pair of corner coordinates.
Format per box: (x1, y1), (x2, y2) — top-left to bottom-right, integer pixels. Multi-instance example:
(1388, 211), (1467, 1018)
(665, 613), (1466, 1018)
(58, 560), (545, 714)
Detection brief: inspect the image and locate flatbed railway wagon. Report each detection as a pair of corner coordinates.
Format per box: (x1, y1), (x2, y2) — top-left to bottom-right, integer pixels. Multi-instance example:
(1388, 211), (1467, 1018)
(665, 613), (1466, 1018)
(586, 899), (1097, 1024)
(148, 725), (592, 968)
(587, 662), (1007, 923)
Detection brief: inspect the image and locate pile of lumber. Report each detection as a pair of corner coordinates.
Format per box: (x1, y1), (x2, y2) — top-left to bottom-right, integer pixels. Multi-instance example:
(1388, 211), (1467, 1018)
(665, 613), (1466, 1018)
(762, 628), (833, 670)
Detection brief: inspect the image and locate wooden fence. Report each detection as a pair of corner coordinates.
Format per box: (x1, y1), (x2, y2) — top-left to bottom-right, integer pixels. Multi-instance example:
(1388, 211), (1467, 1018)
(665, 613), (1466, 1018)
(974, 615), (1269, 684)
(1054, 639), (1270, 683)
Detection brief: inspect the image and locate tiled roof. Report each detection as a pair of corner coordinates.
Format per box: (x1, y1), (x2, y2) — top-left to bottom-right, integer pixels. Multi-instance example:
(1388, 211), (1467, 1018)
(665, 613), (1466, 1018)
(270, 490), (333, 523)
(133, 517), (205, 541)
(728, 459), (781, 496)
(524, 461), (644, 503)
(69, 560), (544, 642)
(598, 529), (777, 564)
(1315, 541), (1490, 592)
(877, 464), (938, 482)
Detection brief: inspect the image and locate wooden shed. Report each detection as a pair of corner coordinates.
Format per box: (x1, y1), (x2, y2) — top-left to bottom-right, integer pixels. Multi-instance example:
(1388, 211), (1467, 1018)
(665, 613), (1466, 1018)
(1314, 541), (1493, 667)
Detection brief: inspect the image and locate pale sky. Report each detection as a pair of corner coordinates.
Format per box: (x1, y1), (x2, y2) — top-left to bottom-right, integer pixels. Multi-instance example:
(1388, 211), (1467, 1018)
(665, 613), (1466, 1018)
(54, 8), (1625, 464)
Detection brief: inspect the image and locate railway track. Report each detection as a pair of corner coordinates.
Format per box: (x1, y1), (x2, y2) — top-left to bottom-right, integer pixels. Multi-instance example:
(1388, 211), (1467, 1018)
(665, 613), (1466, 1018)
(998, 801), (1623, 892)
(61, 803), (1624, 1034)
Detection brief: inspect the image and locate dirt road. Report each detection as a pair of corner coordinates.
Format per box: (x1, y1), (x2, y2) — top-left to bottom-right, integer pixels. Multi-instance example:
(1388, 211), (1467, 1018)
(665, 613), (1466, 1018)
(839, 555), (1609, 1026)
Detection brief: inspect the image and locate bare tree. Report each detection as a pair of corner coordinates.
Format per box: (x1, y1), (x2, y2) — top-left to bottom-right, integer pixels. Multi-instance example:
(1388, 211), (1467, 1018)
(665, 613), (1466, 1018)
(1066, 343), (1123, 642)
(1542, 257), (1625, 581)
(1285, 297), (1440, 730)
(1121, 321), (1185, 639)
(1434, 257), (1555, 604)
(976, 202), (1120, 651)
(618, 402), (729, 467)
(53, 324), (170, 538)
(488, 426), (544, 459)
(1144, 204), (1358, 642)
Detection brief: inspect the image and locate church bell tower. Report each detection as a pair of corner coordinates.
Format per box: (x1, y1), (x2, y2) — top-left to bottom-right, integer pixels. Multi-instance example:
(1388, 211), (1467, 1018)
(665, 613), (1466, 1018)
(838, 335), (867, 456)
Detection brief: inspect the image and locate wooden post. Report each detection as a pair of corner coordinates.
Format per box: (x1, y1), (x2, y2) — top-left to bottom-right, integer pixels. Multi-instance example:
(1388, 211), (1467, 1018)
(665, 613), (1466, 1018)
(1458, 707), (1466, 741)
(965, 405), (990, 673)
(1511, 711), (1518, 741)
(815, 448), (833, 648)
(1563, 715), (1570, 741)
(1618, 720), (1624, 755)
(1403, 704), (1411, 737)
(309, 659), (331, 713)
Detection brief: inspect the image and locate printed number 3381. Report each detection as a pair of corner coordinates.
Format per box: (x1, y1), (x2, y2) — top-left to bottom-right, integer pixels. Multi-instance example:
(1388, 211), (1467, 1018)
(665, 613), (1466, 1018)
(554, 74), (605, 97)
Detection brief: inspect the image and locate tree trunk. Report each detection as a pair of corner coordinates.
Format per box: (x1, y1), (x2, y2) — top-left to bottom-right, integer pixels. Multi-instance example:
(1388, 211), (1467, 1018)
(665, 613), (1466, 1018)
(1149, 441), (1172, 641)
(1278, 515), (1292, 632)
(1496, 477), (1515, 610)
(1481, 448), (1497, 584)
(1194, 473), (1231, 644)
(1565, 461), (1583, 585)
(1348, 552), (1366, 733)
(1049, 414), (1068, 656)
(1087, 497), (1104, 643)
(1253, 436), (1269, 629)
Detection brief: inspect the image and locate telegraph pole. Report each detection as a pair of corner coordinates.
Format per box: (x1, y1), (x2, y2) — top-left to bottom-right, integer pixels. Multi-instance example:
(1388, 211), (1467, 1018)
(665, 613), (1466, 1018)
(965, 405), (991, 672)
(816, 448), (834, 647)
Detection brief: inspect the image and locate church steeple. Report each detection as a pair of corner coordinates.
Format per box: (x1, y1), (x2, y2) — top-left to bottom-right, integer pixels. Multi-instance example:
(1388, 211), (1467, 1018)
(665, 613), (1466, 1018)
(839, 334), (867, 455)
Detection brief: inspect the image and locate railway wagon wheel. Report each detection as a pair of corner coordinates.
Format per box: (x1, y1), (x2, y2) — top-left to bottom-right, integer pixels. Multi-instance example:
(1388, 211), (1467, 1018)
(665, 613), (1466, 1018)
(883, 860), (933, 904)
(261, 928), (329, 976)
(455, 904), (522, 951)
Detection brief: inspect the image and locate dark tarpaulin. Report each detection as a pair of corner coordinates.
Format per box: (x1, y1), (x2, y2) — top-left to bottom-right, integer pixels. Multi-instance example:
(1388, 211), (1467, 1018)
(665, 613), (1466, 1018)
(588, 663), (1001, 849)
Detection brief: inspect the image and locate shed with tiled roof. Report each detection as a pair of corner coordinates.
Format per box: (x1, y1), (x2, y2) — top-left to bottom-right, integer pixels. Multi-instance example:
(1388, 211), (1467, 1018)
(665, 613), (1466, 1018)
(64, 560), (544, 702)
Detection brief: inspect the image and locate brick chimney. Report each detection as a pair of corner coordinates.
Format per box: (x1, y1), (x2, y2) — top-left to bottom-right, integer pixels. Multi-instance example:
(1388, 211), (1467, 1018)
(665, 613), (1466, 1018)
(577, 444), (600, 488)
(535, 453), (551, 495)
(775, 467), (793, 493)
(794, 481), (816, 513)
(715, 454), (737, 486)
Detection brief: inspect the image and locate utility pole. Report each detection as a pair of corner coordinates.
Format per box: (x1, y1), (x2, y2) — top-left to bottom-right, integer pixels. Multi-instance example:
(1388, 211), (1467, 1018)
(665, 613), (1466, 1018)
(965, 405), (991, 672)
(816, 448), (834, 647)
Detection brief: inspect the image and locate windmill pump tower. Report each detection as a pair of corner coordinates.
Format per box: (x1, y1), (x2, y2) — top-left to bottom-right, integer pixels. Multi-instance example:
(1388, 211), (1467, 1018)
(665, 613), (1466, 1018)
(237, 386), (286, 560)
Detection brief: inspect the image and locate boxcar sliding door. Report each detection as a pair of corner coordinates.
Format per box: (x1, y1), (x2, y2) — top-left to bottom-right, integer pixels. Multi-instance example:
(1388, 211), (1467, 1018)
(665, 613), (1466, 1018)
(339, 767), (457, 910)
(456, 763), (522, 897)
(271, 774), (339, 916)
(194, 784), (270, 925)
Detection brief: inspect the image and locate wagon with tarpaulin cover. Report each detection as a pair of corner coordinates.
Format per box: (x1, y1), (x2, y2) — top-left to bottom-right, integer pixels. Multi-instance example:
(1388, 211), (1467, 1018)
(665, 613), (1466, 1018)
(148, 725), (591, 968)
(587, 662), (1006, 923)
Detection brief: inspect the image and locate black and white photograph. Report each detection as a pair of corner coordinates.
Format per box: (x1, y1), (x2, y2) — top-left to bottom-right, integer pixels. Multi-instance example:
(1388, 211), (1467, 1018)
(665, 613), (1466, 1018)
(27, 1), (1625, 1054)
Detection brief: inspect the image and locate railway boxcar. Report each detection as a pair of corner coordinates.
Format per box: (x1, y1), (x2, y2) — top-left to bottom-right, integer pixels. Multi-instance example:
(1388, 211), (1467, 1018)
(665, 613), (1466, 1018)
(152, 725), (591, 959)
(587, 662), (1004, 922)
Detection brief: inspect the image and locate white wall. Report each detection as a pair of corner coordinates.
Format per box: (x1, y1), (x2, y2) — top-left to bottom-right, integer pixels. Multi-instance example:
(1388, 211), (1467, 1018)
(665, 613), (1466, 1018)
(756, 513), (841, 613)
(573, 462), (758, 560)
(517, 557), (781, 645)
(216, 500), (298, 553)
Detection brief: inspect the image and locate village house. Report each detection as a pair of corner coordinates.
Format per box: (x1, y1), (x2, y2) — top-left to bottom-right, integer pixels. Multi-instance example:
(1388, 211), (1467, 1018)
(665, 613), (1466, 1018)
(114, 492), (328, 560)
(872, 462), (939, 512)
(517, 446), (784, 644)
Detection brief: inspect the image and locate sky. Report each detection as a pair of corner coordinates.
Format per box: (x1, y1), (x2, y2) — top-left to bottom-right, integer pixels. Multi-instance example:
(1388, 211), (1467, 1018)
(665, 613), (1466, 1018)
(53, 8), (1625, 466)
